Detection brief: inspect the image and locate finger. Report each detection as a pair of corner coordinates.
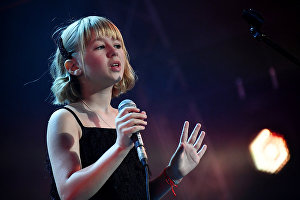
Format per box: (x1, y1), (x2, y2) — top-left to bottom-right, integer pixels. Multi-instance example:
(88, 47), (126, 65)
(118, 119), (147, 132)
(123, 125), (146, 135)
(197, 144), (207, 158)
(187, 123), (201, 144)
(194, 131), (205, 150)
(119, 112), (147, 123)
(124, 118), (148, 127)
(180, 121), (189, 143)
(117, 107), (140, 118)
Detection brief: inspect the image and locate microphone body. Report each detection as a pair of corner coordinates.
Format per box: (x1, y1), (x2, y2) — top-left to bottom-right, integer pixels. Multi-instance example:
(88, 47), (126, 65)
(118, 99), (148, 166)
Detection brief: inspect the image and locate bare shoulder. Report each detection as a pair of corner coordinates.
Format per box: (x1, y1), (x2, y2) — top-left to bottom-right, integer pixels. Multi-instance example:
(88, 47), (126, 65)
(47, 108), (81, 140)
(47, 108), (82, 157)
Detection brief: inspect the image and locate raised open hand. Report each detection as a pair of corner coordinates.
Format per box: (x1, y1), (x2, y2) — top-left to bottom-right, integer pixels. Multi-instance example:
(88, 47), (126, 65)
(167, 121), (207, 181)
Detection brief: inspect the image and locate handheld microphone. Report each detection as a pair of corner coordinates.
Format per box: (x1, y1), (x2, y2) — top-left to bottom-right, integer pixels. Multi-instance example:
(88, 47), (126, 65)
(118, 99), (148, 166)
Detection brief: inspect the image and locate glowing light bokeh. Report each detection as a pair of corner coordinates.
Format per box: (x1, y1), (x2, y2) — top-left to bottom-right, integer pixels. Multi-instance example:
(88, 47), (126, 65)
(249, 129), (290, 174)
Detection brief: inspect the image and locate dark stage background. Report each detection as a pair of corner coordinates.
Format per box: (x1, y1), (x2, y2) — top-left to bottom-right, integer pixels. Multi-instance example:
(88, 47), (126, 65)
(0, 0), (299, 199)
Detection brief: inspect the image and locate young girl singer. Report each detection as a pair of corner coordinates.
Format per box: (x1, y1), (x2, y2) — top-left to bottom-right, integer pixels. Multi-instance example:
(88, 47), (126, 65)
(47, 16), (207, 200)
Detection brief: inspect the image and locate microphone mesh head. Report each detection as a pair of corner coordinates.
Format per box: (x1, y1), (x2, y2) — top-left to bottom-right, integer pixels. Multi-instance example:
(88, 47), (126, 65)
(118, 99), (136, 111)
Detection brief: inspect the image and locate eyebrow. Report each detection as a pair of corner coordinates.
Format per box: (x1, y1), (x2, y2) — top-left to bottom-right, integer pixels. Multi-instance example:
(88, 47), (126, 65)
(91, 38), (120, 43)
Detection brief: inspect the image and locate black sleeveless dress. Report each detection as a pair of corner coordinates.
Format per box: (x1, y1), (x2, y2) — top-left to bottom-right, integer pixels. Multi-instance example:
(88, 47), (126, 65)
(47, 107), (146, 200)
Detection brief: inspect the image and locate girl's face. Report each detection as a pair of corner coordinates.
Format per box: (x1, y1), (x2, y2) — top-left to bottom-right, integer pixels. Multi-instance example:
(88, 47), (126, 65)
(81, 32), (126, 89)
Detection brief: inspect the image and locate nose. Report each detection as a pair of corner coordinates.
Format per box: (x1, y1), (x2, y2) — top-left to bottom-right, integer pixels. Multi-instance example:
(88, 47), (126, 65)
(107, 45), (118, 58)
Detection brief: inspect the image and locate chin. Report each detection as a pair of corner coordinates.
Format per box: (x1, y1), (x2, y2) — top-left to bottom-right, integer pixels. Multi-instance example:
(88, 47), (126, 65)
(116, 76), (122, 82)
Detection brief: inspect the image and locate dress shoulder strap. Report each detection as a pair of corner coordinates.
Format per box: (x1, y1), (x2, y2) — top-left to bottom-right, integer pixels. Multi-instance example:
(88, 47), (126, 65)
(62, 107), (84, 129)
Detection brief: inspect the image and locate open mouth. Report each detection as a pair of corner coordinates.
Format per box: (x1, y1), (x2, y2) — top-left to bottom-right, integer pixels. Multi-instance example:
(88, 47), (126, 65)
(110, 61), (121, 71)
(111, 63), (119, 67)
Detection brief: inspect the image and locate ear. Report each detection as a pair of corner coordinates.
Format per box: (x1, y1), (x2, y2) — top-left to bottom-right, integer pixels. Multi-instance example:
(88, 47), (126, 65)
(64, 59), (82, 76)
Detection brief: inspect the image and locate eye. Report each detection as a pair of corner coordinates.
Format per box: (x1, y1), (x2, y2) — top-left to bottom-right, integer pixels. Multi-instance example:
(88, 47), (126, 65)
(114, 44), (122, 49)
(95, 45), (105, 50)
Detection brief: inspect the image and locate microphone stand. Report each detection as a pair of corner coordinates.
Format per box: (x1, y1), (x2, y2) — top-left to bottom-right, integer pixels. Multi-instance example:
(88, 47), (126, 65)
(243, 9), (300, 67)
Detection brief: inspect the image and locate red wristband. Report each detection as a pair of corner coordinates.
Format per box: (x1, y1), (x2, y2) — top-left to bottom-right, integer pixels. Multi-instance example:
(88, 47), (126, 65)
(163, 168), (178, 197)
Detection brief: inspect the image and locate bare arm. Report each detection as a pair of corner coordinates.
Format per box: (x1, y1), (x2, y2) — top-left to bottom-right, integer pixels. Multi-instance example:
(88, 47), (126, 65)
(149, 168), (177, 200)
(47, 107), (147, 200)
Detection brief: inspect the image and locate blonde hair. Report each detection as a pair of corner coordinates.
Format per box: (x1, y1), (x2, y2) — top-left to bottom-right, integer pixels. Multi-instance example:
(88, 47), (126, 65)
(50, 16), (136, 105)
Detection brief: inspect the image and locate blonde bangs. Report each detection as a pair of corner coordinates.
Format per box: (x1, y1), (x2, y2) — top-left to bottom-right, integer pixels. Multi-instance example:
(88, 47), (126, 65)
(78, 17), (125, 51)
(94, 21), (123, 42)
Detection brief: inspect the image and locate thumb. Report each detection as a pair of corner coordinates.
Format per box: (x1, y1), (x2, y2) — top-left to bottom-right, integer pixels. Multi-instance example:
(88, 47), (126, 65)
(176, 143), (185, 155)
(169, 143), (185, 165)
(172, 143), (185, 161)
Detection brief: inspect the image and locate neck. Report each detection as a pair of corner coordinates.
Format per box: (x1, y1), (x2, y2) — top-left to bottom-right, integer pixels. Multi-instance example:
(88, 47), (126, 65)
(80, 84), (114, 113)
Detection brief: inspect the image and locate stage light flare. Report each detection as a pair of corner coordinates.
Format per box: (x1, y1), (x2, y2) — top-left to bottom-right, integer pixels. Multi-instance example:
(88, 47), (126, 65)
(249, 129), (290, 174)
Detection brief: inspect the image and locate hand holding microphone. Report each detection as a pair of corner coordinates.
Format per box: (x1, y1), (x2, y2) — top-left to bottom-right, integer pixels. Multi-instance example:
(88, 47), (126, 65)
(118, 99), (148, 166)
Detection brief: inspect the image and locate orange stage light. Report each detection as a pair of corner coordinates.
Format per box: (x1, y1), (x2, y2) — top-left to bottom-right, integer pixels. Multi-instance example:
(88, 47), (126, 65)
(249, 129), (290, 174)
